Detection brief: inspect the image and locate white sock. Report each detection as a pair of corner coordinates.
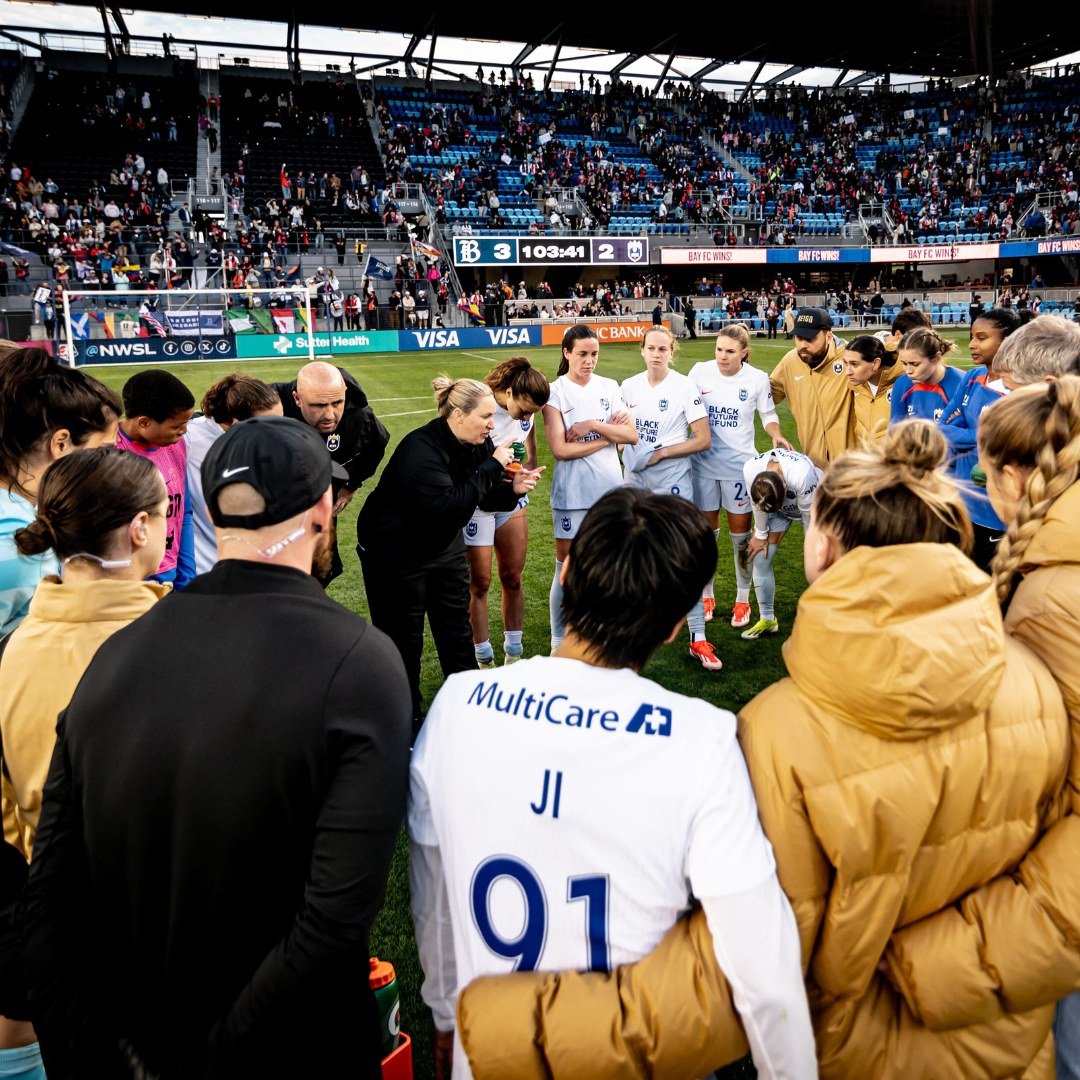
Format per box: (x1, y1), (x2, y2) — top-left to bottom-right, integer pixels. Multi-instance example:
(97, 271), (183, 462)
(504, 630), (523, 656)
(549, 560), (566, 643)
(703, 530), (720, 600)
(474, 640), (494, 662)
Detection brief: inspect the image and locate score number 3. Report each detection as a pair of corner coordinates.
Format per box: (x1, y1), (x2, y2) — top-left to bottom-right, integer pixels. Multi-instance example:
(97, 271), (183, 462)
(470, 856), (610, 972)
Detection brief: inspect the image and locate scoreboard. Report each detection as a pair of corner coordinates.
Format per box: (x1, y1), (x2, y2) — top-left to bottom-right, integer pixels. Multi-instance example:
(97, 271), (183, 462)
(453, 236), (650, 267)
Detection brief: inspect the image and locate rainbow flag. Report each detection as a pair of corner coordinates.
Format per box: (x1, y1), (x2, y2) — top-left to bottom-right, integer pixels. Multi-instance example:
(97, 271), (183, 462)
(88, 311), (115, 338)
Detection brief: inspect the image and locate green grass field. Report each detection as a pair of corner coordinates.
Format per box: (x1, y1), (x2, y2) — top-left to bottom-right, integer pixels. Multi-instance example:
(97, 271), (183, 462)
(86, 328), (976, 1077)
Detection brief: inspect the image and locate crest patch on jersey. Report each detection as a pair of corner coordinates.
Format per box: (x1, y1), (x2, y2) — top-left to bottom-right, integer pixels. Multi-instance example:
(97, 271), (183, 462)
(832, 361), (845, 375)
(561, 516), (572, 533)
(886, 388), (893, 403)
(659, 398), (669, 412)
(600, 398), (610, 411)
(520, 418), (532, 432)
(326, 433), (341, 452)
(739, 388), (749, 402)
(465, 521), (478, 538)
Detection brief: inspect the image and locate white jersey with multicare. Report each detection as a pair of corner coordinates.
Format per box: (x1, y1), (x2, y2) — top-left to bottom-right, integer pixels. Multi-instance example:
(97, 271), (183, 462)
(547, 374), (626, 510)
(619, 369), (706, 497)
(689, 362), (779, 480)
(742, 447), (822, 538)
(409, 657), (778, 1074)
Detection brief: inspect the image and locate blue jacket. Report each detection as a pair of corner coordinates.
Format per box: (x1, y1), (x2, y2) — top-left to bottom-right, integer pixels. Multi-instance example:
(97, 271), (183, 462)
(890, 366), (965, 424)
(939, 367), (1006, 530)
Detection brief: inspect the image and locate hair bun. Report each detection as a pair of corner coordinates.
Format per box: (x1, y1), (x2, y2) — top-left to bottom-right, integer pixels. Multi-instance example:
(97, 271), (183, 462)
(881, 419), (946, 476)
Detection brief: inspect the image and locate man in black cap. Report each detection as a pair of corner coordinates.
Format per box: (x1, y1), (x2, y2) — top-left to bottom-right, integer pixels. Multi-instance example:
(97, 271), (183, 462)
(20, 416), (412, 1079)
(273, 361), (389, 587)
(768, 306), (852, 468)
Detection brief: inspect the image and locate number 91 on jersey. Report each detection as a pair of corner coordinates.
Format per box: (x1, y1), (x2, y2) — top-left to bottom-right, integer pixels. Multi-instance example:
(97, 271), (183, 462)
(453, 236), (650, 267)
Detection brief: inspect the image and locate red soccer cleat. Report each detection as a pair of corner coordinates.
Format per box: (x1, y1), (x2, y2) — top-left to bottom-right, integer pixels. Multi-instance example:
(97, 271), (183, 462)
(689, 640), (723, 671)
(730, 601), (752, 629)
(702, 597), (716, 622)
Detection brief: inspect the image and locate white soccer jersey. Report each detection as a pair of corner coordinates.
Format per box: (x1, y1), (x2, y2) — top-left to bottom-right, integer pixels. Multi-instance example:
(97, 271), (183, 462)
(546, 374), (626, 510)
(409, 657), (778, 1075)
(742, 447), (823, 537)
(489, 401), (534, 450)
(619, 369), (706, 496)
(689, 361), (779, 480)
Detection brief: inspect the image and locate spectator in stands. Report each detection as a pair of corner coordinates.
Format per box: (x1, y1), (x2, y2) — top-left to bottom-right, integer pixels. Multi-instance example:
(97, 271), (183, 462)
(0, 348), (121, 636)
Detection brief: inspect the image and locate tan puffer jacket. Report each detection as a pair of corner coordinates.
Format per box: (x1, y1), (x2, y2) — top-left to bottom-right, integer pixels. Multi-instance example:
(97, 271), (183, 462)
(459, 544), (1069, 1079)
(851, 360), (905, 447)
(883, 481), (1080, 1031)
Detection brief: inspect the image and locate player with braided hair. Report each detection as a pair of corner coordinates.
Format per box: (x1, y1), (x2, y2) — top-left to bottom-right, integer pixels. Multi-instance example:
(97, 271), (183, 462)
(883, 375), (1080, 1080)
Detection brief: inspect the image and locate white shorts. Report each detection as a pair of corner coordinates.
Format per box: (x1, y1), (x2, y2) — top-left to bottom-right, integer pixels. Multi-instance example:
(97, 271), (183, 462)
(464, 498), (528, 547)
(760, 512), (794, 536)
(693, 475), (751, 514)
(551, 507), (589, 541)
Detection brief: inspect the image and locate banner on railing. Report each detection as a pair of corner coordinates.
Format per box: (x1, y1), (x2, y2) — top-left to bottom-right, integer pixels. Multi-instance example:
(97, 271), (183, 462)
(164, 312), (225, 336)
(75, 338), (237, 363)
(662, 243), (1005, 266)
(539, 320), (671, 346)
(235, 331), (400, 359)
(398, 326), (543, 351)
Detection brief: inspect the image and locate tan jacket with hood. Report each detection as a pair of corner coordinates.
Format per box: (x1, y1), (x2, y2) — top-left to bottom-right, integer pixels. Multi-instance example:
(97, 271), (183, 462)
(851, 359), (905, 446)
(880, 481), (1080, 1032)
(769, 336), (852, 468)
(1, 575), (168, 855)
(458, 544), (1068, 1080)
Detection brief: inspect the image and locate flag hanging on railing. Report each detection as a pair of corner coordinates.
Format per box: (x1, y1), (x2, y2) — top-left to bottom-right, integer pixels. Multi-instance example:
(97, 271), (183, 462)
(88, 311), (115, 339)
(140, 306), (168, 338)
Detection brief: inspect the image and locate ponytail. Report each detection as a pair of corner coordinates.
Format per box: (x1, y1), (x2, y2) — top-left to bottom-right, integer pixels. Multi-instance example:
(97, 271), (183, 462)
(814, 421), (972, 553)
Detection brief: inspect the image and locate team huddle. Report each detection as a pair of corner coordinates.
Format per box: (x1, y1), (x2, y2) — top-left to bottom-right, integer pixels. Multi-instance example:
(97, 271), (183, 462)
(4, 302), (1080, 1080)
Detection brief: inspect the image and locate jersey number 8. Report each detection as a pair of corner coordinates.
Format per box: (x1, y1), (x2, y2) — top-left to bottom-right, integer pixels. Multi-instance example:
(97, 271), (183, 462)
(470, 856), (610, 972)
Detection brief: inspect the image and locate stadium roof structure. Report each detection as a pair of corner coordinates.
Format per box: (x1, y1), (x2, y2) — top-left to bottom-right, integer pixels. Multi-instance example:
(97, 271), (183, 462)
(14, 0), (1080, 87)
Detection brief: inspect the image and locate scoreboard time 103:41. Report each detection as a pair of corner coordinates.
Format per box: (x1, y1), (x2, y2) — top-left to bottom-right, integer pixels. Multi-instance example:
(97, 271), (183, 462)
(453, 236), (650, 267)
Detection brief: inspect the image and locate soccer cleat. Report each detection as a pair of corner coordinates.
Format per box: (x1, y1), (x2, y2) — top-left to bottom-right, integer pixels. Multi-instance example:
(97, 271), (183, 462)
(741, 618), (779, 640)
(702, 597), (715, 622)
(730, 601), (752, 629)
(689, 640), (723, 671)
(476, 656), (496, 669)
(503, 652), (522, 665)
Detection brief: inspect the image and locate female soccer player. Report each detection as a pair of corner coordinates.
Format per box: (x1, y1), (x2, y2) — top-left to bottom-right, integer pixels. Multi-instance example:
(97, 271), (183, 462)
(740, 446), (822, 640)
(466, 357), (550, 667)
(940, 306), (1021, 569)
(543, 325), (637, 653)
(620, 326), (719, 670)
(689, 324), (791, 630)
(890, 326), (965, 424)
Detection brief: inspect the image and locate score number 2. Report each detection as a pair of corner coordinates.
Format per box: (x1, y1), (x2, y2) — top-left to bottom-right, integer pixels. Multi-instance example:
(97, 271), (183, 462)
(470, 856), (610, 972)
